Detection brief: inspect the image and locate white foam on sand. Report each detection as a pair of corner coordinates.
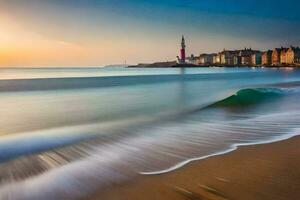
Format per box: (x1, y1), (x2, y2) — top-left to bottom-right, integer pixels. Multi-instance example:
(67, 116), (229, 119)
(140, 130), (300, 175)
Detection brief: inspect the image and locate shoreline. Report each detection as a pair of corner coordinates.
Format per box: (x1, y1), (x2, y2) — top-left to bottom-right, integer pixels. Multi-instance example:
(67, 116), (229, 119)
(86, 135), (300, 200)
(140, 131), (299, 175)
(128, 63), (300, 68)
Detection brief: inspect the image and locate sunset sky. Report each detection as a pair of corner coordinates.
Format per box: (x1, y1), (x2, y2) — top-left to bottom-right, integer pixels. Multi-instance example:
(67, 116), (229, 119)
(0, 0), (300, 67)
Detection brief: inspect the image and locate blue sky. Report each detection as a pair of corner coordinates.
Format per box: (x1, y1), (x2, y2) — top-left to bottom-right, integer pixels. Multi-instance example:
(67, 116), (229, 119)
(0, 0), (299, 66)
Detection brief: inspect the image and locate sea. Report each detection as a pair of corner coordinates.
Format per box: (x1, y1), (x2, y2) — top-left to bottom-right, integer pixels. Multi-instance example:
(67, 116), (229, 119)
(1, 67), (300, 200)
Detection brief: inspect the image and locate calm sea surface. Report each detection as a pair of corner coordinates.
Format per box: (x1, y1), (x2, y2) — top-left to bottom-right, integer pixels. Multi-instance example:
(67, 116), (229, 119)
(1, 67), (300, 200)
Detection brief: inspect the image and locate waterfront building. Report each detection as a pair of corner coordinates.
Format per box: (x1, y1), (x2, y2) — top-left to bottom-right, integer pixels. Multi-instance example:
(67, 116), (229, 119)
(241, 56), (252, 65)
(286, 46), (300, 64)
(199, 53), (216, 65)
(220, 50), (227, 64)
(184, 46), (300, 67)
(280, 48), (289, 65)
(220, 50), (229, 65)
(262, 50), (273, 66)
(213, 54), (221, 64)
(186, 54), (199, 65)
(239, 48), (259, 65)
(220, 50), (239, 65)
(195, 56), (202, 65)
(233, 55), (241, 65)
(272, 48), (282, 65)
(251, 52), (262, 66)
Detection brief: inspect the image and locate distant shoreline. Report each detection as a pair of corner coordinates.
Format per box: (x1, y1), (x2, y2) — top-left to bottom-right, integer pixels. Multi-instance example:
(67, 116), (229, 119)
(128, 63), (300, 68)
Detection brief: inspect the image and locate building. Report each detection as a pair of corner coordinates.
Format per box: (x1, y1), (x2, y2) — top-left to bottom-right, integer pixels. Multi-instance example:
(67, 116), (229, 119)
(178, 35), (186, 64)
(272, 48), (282, 66)
(262, 50), (272, 66)
(213, 54), (221, 64)
(186, 54), (199, 65)
(199, 53), (216, 65)
(241, 56), (252, 65)
(286, 46), (300, 65)
(220, 50), (230, 65)
(233, 55), (241, 65)
(251, 52), (262, 66)
(280, 48), (289, 65)
(239, 48), (259, 65)
(219, 50), (239, 65)
(217, 48), (261, 66)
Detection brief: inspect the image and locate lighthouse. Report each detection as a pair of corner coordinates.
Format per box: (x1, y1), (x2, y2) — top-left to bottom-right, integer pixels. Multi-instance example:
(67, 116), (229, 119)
(179, 35), (186, 64)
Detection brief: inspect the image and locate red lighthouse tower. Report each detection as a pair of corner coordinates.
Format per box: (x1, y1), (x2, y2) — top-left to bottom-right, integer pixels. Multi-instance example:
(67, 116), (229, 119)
(180, 35), (186, 64)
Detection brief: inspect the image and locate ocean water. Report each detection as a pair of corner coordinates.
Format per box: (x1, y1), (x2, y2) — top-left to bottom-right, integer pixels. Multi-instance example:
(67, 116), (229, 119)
(1, 67), (300, 199)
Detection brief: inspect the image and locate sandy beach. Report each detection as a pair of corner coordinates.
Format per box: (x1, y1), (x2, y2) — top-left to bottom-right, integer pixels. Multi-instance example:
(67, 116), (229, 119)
(86, 136), (300, 200)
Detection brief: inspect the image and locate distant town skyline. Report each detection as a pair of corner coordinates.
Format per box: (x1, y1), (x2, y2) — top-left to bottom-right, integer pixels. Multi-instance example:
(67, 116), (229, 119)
(0, 0), (300, 67)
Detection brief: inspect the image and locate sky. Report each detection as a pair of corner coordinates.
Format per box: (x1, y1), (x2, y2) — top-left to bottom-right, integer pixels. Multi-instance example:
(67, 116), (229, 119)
(0, 0), (300, 67)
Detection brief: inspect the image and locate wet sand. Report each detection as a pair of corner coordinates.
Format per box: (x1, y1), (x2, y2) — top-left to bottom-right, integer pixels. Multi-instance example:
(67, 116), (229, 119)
(85, 136), (300, 200)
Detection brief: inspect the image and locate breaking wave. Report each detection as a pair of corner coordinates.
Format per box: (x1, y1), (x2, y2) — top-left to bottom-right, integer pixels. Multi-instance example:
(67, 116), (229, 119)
(210, 87), (295, 107)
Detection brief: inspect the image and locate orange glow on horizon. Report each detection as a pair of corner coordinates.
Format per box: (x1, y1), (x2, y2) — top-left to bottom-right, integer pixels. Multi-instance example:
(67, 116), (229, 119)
(0, 14), (172, 67)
